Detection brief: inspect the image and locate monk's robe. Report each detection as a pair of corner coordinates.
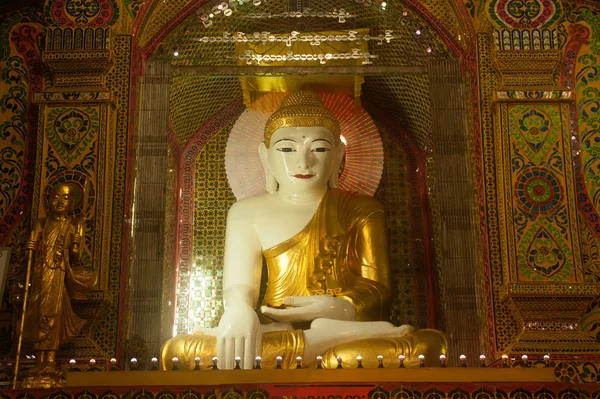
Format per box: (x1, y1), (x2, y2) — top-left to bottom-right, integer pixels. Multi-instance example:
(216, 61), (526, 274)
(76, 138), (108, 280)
(160, 189), (447, 369)
(23, 217), (97, 350)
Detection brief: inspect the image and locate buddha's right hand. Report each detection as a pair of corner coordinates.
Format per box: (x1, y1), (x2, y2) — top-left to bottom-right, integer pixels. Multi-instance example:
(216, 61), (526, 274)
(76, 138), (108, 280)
(216, 304), (262, 370)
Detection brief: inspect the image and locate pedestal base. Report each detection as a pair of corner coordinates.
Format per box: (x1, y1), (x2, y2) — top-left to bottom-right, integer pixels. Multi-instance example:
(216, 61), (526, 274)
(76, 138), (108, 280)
(18, 364), (64, 389)
(506, 329), (600, 354)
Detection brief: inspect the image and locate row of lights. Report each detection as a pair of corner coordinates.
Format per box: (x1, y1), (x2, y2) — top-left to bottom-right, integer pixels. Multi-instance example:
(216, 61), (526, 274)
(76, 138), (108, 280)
(57, 354), (553, 371)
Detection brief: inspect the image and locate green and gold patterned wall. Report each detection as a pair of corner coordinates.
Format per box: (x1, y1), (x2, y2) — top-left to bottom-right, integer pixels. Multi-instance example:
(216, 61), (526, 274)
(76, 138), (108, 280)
(568, 4), (600, 345)
(0, 6), (45, 358)
(497, 103), (581, 283)
(190, 121), (237, 329)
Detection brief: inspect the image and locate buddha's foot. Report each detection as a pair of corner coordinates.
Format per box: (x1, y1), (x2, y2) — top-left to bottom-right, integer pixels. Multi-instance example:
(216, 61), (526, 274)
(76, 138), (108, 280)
(303, 318), (415, 361)
(319, 328), (448, 369)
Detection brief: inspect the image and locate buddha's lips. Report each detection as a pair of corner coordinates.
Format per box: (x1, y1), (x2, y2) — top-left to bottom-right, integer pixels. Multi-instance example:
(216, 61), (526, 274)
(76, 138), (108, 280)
(293, 174), (314, 179)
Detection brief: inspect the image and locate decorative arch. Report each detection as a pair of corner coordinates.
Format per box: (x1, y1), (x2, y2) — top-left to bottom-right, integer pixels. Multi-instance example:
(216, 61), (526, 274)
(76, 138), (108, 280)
(132, 0), (475, 60)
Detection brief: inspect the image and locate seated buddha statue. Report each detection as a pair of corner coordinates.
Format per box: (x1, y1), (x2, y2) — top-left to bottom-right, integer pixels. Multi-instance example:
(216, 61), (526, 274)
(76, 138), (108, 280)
(161, 91), (447, 370)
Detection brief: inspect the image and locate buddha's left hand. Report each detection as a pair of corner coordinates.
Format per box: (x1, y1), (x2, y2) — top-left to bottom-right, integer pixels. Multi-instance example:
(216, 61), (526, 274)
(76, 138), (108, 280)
(261, 295), (356, 323)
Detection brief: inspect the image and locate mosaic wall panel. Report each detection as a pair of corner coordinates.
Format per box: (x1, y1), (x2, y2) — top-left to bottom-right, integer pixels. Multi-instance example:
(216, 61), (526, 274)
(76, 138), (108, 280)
(375, 127), (433, 329)
(98, 34), (132, 358)
(44, 0), (120, 27)
(175, 100), (245, 334)
(0, 9), (45, 358)
(570, 9), (600, 229)
(0, 12), (44, 251)
(0, 45), (33, 236)
(169, 77), (242, 147)
(566, 5), (600, 348)
(487, 0), (563, 29)
(375, 130), (415, 328)
(189, 121), (237, 330)
(413, 0), (469, 52)
(497, 103), (581, 283)
(477, 33), (521, 353)
(123, 0), (144, 20)
(362, 75), (432, 148)
(464, 0), (486, 19)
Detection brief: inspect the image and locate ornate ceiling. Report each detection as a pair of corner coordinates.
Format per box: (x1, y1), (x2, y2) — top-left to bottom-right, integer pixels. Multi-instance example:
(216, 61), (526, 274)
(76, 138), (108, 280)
(137, 0), (472, 149)
(135, 0), (470, 53)
(154, 1), (452, 65)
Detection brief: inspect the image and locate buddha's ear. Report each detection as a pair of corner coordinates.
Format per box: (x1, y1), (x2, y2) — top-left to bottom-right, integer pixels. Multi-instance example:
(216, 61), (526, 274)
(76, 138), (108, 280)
(329, 141), (345, 189)
(258, 142), (277, 193)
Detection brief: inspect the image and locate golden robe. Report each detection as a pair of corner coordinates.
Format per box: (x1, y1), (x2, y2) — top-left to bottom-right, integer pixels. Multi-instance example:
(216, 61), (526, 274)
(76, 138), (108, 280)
(260, 189), (391, 322)
(23, 217), (95, 350)
(161, 189), (447, 369)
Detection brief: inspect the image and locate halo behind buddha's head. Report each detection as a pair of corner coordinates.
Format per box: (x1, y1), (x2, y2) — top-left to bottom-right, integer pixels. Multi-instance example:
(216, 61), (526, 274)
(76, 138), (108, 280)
(263, 91), (342, 148)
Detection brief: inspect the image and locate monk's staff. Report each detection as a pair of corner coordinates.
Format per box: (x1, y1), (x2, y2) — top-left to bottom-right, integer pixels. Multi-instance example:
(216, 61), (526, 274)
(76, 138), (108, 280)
(12, 247), (34, 389)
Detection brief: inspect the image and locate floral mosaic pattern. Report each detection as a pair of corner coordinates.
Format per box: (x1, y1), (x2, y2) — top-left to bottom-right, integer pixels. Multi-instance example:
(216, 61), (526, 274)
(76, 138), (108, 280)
(46, 0), (119, 27)
(519, 222), (571, 279)
(515, 167), (564, 214)
(464, 0), (485, 19)
(573, 20), (600, 227)
(506, 104), (579, 283)
(510, 105), (561, 165)
(0, 20), (42, 244)
(0, 57), (28, 227)
(489, 0), (562, 29)
(45, 107), (99, 165)
(123, 0), (144, 19)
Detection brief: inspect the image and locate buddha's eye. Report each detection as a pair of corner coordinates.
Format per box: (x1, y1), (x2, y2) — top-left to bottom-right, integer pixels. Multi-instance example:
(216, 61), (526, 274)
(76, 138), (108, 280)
(276, 148), (296, 152)
(312, 147), (331, 153)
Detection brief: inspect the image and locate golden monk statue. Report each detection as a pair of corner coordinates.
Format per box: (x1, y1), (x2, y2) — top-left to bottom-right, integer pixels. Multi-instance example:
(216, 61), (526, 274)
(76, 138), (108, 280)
(23, 183), (97, 369)
(161, 91), (447, 369)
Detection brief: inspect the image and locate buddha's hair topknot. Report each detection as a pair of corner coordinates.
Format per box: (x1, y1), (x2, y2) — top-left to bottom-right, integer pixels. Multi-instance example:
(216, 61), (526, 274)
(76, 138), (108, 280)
(263, 91), (341, 147)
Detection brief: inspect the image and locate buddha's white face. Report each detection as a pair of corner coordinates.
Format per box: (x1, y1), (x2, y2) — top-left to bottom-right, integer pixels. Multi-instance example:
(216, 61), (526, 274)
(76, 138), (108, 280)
(267, 126), (340, 195)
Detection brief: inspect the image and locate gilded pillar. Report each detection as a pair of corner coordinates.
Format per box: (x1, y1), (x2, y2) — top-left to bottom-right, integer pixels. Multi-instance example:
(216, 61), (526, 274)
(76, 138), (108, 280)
(428, 60), (485, 364)
(491, 34), (600, 354)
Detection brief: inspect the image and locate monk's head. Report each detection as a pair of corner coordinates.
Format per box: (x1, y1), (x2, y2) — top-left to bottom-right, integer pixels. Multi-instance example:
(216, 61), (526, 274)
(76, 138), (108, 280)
(259, 91), (345, 194)
(47, 183), (75, 215)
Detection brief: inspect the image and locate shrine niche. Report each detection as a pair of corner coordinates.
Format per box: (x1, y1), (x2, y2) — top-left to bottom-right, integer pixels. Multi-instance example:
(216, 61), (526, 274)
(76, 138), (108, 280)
(124, 0), (483, 368)
(0, 0), (600, 392)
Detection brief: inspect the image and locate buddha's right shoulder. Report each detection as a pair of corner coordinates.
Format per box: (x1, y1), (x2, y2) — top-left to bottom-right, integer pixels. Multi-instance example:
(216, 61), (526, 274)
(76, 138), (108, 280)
(228, 193), (274, 217)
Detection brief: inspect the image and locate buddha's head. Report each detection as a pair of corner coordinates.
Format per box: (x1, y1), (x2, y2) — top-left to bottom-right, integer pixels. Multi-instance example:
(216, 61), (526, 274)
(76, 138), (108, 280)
(47, 183), (75, 216)
(259, 91), (345, 194)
